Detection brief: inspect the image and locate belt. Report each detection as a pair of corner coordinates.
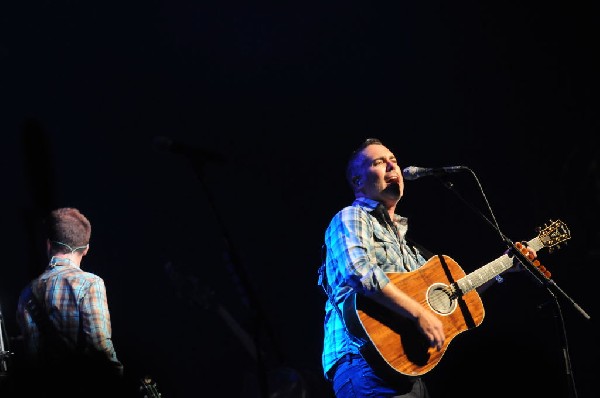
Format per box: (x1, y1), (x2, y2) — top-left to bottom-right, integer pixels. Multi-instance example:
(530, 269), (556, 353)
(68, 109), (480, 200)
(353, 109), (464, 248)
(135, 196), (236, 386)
(327, 353), (363, 379)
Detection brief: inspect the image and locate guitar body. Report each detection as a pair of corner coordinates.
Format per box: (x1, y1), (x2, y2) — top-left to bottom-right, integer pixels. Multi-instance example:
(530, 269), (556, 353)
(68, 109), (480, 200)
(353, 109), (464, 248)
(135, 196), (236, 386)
(343, 254), (484, 378)
(341, 219), (570, 379)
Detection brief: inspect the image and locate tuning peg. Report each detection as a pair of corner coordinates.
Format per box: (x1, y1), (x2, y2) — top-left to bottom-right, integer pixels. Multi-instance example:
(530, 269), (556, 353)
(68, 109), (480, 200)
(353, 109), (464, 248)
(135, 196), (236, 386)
(544, 270), (551, 278)
(537, 265), (552, 278)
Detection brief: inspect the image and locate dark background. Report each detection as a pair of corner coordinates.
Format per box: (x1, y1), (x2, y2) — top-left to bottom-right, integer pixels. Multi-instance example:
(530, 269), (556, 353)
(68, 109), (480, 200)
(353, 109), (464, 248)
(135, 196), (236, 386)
(1, 1), (598, 397)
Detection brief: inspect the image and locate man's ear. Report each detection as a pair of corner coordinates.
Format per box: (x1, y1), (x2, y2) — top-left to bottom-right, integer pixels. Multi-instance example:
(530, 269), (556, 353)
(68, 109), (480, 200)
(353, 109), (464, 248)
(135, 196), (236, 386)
(82, 244), (90, 256)
(352, 176), (361, 186)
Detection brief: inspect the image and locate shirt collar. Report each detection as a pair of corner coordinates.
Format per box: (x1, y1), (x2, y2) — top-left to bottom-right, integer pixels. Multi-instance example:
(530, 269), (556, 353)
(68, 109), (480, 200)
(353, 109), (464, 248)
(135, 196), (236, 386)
(49, 256), (78, 268)
(353, 197), (381, 212)
(353, 197), (409, 238)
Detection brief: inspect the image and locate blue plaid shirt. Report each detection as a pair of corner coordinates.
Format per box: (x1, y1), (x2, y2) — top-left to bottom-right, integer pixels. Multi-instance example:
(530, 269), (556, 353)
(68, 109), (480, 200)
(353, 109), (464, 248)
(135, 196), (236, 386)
(16, 258), (123, 372)
(320, 197), (428, 379)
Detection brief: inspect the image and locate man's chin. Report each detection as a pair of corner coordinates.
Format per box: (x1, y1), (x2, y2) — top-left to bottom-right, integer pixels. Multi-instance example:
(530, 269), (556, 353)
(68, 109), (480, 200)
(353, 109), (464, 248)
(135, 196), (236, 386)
(379, 185), (402, 202)
(385, 183), (401, 196)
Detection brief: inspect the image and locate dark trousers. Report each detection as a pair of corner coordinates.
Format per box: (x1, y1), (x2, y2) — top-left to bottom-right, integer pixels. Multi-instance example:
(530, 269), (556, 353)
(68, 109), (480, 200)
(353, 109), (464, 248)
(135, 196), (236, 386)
(330, 354), (430, 398)
(6, 357), (127, 398)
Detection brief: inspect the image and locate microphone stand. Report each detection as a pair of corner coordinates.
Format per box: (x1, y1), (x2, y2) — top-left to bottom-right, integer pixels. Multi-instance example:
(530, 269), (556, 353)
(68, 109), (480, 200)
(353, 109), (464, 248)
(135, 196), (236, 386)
(433, 168), (590, 398)
(185, 156), (282, 398)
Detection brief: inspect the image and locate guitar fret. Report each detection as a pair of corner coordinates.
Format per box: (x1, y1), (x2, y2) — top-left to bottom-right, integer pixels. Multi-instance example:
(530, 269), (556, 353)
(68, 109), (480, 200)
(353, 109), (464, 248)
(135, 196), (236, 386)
(457, 254), (513, 294)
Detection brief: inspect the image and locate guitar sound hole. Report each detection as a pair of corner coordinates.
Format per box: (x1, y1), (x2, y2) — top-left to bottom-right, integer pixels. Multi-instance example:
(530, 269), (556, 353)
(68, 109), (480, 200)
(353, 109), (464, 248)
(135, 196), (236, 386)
(426, 283), (456, 315)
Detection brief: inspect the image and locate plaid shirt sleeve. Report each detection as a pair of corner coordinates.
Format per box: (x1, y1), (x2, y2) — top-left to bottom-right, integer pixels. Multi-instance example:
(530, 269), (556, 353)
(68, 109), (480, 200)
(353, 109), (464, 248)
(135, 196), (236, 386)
(326, 205), (391, 300)
(81, 277), (123, 369)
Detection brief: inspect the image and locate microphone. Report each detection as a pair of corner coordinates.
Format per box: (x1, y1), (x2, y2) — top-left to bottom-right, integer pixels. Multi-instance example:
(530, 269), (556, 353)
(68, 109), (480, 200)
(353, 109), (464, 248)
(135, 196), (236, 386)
(153, 136), (226, 162)
(402, 165), (467, 181)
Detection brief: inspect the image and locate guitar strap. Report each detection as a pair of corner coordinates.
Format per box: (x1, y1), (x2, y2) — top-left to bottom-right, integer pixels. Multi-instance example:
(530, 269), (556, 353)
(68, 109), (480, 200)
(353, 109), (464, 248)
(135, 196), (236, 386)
(25, 291), (67, 350)
(317, 245), (366, 346)
(317, 244), (334, 306)
(25, 284), (84, 356)
(405, 237), (435, 261)
(373, 204), (434, 264)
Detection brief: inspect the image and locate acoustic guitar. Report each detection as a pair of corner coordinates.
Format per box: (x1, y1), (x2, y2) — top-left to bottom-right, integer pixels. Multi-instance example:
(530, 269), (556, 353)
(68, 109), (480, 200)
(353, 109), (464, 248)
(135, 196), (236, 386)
(342, 220), (570, 378)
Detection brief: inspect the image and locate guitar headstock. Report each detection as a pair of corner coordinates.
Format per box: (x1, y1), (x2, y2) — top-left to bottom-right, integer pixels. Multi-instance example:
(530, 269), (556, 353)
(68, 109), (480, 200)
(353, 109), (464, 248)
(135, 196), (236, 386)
(536, 219), (571, 253)
(139, 375), (162, 398)
(515, 241), (552, 278)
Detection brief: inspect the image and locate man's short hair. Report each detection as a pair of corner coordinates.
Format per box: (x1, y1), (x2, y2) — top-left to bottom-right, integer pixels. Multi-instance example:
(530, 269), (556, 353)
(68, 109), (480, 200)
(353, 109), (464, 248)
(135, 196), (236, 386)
(345, 138), (383, 187)
(45, 207), (91, 254)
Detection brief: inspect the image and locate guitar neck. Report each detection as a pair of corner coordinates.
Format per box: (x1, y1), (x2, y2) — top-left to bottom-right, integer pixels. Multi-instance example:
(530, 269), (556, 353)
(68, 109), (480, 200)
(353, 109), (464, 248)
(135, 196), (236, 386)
(455, 236), (542, 294)
(455, 254), (512, 293)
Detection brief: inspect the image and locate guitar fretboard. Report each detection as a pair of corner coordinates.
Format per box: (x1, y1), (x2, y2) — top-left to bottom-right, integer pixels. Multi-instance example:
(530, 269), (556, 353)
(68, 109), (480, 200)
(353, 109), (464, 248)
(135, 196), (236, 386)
(456, 254), (513, 294)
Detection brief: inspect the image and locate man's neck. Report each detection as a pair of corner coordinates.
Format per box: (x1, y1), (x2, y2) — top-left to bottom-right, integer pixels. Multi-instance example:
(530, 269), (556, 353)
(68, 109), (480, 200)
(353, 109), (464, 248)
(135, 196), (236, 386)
(49, 254), (82, 268)
(377, 199), (397, 219)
